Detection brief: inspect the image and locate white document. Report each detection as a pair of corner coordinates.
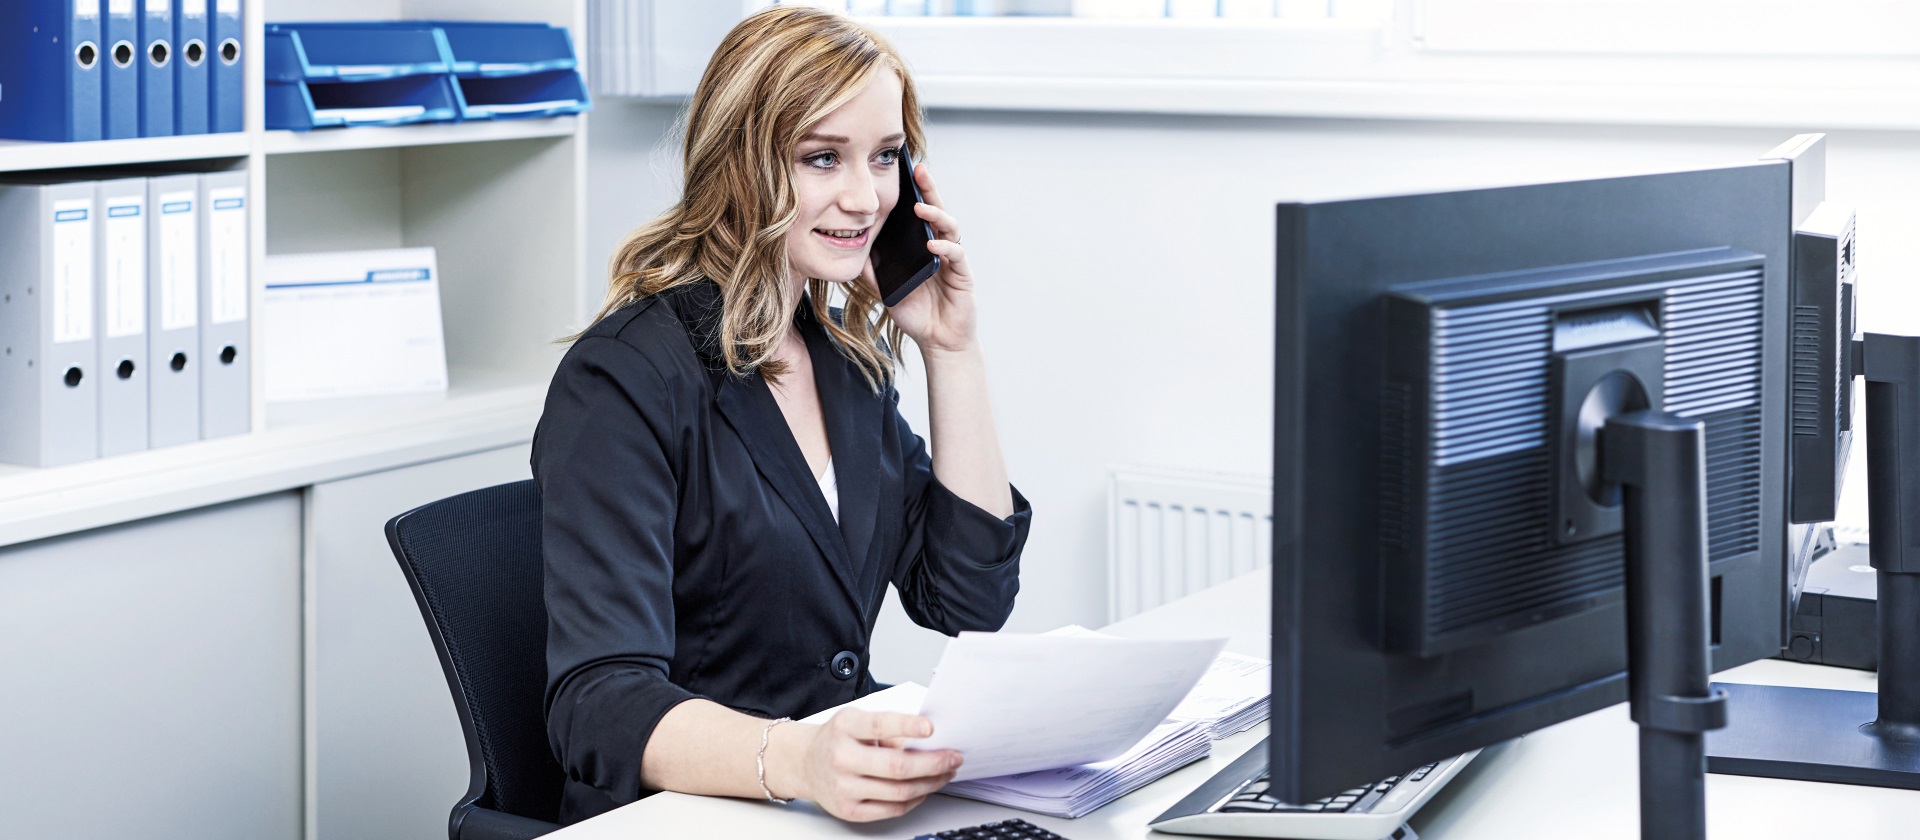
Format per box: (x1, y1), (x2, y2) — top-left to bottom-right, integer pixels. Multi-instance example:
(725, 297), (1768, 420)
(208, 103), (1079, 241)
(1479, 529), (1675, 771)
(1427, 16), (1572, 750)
(910, 632), (1225, 781)
(263, 248), (449, 402)
(1167, 651), (1270, 726)
(102, 196), (145, 339)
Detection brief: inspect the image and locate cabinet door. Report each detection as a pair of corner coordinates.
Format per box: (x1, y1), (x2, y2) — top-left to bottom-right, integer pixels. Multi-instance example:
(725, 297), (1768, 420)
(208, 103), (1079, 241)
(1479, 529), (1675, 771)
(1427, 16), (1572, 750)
(308, 444), (532, 840)
(0, 493), (303, 840)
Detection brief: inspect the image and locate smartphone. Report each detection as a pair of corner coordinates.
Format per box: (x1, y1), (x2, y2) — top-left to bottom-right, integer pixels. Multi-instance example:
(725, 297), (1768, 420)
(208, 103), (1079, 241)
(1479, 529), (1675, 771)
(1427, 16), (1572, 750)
(870, 146), (941, 307)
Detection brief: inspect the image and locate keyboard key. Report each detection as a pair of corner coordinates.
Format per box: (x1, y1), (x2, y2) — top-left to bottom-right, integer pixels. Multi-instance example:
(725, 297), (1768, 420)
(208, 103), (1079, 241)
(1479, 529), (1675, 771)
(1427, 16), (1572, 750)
(1222, 801), (1276, 812)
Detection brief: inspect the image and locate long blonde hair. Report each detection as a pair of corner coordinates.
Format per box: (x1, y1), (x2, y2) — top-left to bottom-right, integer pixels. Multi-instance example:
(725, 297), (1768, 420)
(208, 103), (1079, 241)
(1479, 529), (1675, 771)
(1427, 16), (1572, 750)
(585, 5), (926, 390)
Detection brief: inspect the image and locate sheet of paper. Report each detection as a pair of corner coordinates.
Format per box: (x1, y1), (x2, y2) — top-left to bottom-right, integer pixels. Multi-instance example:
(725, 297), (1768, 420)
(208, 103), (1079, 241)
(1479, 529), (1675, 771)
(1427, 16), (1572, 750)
(1167, 651), (1270, 724)
(909, 631), (1225, 781)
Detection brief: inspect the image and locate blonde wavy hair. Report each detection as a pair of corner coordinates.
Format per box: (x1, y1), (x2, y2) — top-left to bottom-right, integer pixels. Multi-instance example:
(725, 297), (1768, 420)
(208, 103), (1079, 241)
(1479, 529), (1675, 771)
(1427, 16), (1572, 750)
(583, 5), (927, 390)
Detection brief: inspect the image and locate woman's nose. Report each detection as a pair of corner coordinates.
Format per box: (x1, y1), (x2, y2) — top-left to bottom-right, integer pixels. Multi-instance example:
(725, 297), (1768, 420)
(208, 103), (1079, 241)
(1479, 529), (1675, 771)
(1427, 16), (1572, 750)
(839, 170), (881, 216)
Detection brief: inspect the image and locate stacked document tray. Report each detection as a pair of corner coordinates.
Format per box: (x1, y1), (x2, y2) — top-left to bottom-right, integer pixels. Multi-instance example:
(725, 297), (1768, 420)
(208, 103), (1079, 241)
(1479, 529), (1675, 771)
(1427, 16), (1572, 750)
(264, 21), (589, 131)
(264, 23), (461, 130)
(434, 21), (592, 120)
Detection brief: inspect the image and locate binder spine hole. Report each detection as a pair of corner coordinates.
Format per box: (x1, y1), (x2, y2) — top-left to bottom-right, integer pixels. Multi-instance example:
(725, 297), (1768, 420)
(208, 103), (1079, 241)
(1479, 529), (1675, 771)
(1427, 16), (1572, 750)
(149, 41), (170, 68)
(77, 43), (99, 70)
(220, 346), (237, 365)
(113, 41), (135, 68)
(117, 360), (136, 380)
(63, 367), (82, 388)
(220, 39), (240, 65)
(185, 40), (206, 66)
(170, 352), (188, 372)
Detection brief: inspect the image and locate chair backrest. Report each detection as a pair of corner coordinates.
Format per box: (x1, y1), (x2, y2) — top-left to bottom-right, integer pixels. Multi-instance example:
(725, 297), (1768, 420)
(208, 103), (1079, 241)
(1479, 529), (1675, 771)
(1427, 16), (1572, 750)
(386, 479), (565, 834)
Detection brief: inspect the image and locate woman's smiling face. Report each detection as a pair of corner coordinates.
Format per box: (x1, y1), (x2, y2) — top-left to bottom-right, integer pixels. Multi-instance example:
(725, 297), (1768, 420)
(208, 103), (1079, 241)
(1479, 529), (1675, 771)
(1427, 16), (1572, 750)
(786, 69), (907, 287)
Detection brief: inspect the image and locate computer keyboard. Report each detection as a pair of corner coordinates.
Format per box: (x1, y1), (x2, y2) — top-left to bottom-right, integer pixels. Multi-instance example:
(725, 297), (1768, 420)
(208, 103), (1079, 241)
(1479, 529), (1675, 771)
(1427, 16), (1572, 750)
(912, 817), (1069, 840)
(1150, 736), (1481, 840)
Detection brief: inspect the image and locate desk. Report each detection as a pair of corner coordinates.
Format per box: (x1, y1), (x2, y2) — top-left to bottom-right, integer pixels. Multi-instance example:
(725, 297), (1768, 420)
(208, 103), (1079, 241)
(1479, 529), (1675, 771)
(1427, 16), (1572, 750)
(547, 569), (1920, 839)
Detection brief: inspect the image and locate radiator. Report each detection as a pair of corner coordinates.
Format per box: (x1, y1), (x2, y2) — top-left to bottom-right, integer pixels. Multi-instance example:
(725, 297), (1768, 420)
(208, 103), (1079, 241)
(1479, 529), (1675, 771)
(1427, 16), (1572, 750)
(1108, 466), (1273, 622)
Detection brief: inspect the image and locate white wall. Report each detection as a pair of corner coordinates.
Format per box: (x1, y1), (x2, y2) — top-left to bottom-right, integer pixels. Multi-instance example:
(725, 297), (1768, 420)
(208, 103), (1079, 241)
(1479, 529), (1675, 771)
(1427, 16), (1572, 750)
(588, 103), (1920, 683)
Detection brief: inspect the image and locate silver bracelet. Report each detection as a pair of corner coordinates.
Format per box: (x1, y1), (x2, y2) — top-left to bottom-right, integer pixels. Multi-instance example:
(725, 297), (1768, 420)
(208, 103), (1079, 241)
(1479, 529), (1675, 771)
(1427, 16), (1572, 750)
(757, 717), (795, 804)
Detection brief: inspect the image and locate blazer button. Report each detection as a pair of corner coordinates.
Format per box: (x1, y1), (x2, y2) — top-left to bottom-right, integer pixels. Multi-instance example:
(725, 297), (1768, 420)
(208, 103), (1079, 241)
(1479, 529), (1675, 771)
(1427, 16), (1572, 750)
(831, 650), (859, 681)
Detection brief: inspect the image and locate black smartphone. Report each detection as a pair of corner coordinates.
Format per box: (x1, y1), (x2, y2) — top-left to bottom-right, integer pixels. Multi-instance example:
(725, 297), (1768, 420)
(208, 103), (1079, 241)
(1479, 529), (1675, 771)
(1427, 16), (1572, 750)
(870, 146), (941, 307)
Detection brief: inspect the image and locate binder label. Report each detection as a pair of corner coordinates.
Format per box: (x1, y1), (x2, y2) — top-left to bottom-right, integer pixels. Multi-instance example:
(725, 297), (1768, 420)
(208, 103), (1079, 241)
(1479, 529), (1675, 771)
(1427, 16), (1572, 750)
(110, 0), (134, 15)
(209, 187), (247, 325)
(53, 200), (96, 345)
(79, 0), (101, 18)
(159, 192), (198, 332)
(146, 0), (170, 13)
(105, 199), (147, 339)
(181, 0), (206, 15)
(217, 0), (238, 13)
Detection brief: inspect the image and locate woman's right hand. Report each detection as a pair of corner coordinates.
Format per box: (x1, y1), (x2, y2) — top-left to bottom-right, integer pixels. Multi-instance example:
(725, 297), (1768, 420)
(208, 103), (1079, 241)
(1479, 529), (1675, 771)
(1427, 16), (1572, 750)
(769, 709), (963, 822)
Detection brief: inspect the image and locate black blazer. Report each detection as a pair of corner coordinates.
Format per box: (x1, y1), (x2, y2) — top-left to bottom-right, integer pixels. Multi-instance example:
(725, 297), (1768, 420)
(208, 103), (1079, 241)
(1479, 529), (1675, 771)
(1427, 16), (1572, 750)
(532, 280), (1033, 823)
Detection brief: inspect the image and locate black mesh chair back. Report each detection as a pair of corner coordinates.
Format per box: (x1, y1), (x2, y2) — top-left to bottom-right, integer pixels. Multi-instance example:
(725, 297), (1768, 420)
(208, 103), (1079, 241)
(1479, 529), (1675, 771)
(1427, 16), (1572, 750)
(386, 479), (564, 840)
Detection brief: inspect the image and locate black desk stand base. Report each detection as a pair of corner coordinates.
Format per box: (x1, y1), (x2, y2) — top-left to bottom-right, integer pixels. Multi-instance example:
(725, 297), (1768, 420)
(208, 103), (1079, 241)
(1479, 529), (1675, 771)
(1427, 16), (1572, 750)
(1709, 683), (1920, 789)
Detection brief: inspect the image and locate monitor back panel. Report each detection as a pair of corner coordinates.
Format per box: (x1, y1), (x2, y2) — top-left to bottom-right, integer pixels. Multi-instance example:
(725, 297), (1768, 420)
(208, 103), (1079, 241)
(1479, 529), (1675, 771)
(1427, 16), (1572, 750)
(1269, 162), (1790, 804)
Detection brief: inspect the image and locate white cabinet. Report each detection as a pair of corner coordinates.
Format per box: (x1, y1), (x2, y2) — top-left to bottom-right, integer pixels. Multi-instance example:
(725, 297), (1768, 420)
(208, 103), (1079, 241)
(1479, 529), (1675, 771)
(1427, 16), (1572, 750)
(0, 493), (304, 840)
(307, 445), (534, 840)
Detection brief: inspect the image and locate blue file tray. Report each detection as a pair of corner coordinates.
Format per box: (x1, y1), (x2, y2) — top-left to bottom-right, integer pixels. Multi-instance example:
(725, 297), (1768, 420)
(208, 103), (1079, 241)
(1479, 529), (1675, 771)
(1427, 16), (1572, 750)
(265, 74), (463, 131)
(426, 21), (580, 77)
(455, 69), (590, 120)
(264, 23), (453, 83)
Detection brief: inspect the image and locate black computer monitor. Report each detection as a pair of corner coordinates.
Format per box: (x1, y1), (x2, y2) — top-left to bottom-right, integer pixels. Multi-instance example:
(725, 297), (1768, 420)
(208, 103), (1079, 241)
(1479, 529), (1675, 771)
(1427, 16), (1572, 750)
(1266, 161), (1795, 815)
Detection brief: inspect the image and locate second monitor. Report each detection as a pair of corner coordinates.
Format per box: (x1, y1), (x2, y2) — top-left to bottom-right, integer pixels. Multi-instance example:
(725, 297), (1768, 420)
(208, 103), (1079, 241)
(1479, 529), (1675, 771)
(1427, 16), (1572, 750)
(1267, 160), (1793, 815)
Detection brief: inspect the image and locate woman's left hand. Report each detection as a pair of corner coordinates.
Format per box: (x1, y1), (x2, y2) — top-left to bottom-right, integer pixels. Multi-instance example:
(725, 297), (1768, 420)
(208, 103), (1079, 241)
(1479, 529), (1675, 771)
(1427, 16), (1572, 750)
(862, 164), (977, 355)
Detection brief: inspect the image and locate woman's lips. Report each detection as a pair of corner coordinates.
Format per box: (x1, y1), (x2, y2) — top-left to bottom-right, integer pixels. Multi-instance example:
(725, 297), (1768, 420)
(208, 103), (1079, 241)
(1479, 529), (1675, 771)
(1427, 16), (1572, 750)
(815, 228), (869, 249)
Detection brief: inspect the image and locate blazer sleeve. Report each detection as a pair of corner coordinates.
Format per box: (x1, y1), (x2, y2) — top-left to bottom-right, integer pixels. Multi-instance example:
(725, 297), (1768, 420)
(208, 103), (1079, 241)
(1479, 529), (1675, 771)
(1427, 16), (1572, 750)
(887, 388), (1034, 636)
(534, 334), (701, 805)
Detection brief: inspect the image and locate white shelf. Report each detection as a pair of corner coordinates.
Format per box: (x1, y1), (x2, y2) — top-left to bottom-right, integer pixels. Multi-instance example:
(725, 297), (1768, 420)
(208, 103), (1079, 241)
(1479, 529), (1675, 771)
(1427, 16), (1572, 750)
(0, 134), (254, 173)
(0, 370), (549, 548)
(259, 116), (581, 155)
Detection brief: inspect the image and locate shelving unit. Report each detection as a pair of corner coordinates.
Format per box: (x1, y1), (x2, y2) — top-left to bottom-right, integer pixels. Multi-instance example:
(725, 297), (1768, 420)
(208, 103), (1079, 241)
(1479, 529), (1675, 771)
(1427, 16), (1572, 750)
(0, 3), (597, 840)
(0, 0), (592, 540)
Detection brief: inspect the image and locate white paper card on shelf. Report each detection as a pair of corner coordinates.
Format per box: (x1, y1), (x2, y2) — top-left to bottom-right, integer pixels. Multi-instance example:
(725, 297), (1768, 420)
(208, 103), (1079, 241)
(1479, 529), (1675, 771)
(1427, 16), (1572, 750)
(206, 188), (246, 324)
(313, 105), (428, 123)
(909, 631), (1225, 781)
(52, 200), (94, 344)
(103, 196), (145, 339)
(264, 248), (449, 402)
(158, 192), (198, 332)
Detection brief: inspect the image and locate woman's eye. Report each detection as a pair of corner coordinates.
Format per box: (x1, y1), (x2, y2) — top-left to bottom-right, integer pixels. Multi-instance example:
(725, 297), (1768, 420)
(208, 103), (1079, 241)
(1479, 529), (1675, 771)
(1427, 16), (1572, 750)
(805, 151), (838, 170)
(876, 147), (901, 166)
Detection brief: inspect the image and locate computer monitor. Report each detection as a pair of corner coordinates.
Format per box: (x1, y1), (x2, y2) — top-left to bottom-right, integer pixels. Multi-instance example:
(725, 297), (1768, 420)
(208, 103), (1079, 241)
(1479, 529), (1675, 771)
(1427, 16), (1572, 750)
(1266, 159), (1795, 818)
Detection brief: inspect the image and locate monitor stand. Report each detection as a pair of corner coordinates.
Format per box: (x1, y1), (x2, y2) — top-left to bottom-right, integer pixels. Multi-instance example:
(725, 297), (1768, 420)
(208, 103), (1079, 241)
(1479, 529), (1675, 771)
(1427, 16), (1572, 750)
(1604, 411), (1728, 840)
(1710, 333), (1920, 789)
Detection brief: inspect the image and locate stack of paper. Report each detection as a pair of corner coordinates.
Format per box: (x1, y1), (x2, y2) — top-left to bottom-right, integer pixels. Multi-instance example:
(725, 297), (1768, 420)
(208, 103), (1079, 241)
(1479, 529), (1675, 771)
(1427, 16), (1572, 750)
(1051, 625), (1273, 739)
(942, 719), (1213, 818)
(1166, 651), (1272, 739)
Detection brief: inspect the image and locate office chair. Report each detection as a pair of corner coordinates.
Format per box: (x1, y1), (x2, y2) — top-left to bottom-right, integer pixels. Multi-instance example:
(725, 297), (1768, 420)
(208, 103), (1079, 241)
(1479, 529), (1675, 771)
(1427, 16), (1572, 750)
(386, 479), (564, 840)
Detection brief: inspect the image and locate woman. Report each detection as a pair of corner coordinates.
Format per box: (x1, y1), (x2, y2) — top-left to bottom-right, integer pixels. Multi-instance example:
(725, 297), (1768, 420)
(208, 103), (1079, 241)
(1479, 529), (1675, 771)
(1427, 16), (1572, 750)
(532, 5), (1032, 825)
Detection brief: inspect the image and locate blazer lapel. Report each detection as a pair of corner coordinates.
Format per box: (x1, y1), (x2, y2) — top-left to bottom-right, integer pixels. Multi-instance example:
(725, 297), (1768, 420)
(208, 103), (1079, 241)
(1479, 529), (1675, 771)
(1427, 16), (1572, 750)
(661, 280), (864, 607)
(713, 372), (864, 607)
(801, 310), (882, 577)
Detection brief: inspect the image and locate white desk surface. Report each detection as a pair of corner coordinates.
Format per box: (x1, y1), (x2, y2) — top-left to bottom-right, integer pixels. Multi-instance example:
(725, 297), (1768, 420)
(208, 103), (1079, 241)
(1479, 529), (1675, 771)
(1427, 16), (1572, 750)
(547, 569), (1920, 839)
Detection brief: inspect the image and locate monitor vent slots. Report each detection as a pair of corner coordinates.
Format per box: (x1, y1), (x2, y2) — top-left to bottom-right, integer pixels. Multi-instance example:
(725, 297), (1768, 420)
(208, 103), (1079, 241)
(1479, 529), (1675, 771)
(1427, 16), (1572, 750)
(1382, 253), (1766, 656)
